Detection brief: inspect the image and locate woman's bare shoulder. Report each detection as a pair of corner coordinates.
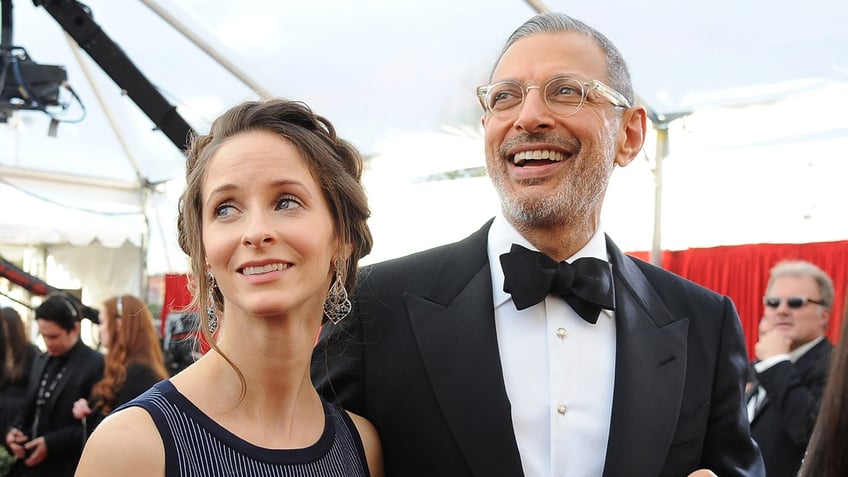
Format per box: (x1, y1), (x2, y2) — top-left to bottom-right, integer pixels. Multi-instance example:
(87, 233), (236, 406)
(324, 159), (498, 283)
(74, 406), (164, 477)
(346, 410), (384, 477)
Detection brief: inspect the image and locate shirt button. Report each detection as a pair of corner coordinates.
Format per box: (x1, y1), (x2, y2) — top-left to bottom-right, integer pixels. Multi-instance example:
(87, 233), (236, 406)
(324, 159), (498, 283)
(556, 403), (567, 415)
(556, 328), (567, 340)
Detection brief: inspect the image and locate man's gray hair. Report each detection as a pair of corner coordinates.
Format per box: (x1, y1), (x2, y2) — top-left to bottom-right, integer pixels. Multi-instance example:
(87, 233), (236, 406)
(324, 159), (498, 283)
(768, 260), (835, 307)
(491, 12), (635, 105)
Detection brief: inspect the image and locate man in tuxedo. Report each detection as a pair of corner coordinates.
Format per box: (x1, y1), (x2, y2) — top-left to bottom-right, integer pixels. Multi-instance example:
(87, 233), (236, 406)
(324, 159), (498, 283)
(313, 11), (764, 477)
(5, 293), (104, 477)
(747, 260), (833, 477)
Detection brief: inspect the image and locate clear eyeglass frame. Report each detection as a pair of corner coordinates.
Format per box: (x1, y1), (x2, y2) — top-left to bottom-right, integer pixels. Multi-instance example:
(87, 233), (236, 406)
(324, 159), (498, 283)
(476, 76), (632, 118)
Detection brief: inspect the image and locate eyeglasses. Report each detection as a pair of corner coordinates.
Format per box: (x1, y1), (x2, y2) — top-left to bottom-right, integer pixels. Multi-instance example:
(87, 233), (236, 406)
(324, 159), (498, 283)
(762, 296), (826, 309)
(476, 76), (631, 118)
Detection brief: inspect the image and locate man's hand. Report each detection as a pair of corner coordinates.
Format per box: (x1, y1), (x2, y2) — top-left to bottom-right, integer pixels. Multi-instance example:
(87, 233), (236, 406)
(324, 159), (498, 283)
(73, 398), (93, 420)
(755, 328), (792, 360)
(5, 427), (28, 460)
(23, 436), (48, 467)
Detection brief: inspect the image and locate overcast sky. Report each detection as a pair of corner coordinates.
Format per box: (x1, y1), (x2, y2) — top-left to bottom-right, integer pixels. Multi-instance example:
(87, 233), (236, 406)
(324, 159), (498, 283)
(7, 0), (847, 173)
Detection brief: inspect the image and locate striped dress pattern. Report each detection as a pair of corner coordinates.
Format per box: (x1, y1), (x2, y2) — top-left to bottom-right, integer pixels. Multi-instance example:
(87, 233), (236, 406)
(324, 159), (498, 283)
(116, 380), (370, 477)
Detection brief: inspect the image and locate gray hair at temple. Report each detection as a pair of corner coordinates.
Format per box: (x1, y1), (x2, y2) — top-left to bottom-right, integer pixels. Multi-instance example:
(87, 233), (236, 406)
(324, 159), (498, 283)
(491, 12), (636, 106)
(767, 260), (835, 308)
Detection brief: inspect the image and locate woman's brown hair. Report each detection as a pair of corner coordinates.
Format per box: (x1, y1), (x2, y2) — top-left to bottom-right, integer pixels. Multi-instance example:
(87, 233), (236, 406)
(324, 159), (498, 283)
(176, 98), (372, 400)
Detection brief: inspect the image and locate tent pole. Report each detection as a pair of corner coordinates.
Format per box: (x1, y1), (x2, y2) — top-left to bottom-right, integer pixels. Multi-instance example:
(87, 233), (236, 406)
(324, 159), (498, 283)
(140, 187), (152, 303)
(64, 33), (146, 187)
(524, 0), (550, 13)
(651, 123), (669, 267)
(139, 0), (273, 100)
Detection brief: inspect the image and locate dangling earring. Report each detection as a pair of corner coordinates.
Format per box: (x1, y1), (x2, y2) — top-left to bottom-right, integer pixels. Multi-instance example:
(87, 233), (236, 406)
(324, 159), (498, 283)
(323, 257), (351, 325)
(207, 273), (219, 334)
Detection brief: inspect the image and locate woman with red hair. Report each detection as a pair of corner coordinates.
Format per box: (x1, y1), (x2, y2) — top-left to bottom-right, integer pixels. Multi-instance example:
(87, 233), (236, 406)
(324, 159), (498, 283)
(73, 295), (168, 432)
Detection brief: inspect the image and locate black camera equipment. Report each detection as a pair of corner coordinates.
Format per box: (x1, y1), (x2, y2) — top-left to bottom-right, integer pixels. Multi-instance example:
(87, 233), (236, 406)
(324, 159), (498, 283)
(0, 46), (67, 114)
(0, 0), (74, 123)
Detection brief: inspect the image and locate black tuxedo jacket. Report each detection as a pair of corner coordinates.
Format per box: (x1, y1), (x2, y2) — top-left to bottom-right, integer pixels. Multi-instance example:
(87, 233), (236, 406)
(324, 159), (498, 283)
(749, 338), (832, 477)
(313, 221), (764, 477)
(12, 339), (104, 477)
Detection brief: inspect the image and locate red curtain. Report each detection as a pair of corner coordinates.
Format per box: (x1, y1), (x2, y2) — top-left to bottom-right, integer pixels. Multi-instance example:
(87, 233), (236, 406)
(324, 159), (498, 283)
(162, 241), (847, 360)
(161, 273), (193, 337)
(629, 240), (848, 358)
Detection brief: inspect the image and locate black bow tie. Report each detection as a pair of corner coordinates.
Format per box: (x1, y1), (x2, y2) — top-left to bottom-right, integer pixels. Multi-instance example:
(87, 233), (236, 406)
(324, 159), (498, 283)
(500, 244), (615, 324)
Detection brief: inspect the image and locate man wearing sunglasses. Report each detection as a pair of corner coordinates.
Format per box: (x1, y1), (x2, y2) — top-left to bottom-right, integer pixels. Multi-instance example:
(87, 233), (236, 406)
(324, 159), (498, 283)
(747, 260), (834, 477)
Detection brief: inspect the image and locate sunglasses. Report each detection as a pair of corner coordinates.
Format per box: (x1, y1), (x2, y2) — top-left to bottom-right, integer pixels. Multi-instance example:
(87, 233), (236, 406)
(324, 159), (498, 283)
(762, 296), (825, 309)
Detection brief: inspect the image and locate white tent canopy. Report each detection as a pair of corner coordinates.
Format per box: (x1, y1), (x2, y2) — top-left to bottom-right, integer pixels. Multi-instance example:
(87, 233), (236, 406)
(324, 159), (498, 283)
(1, 0), (847, 308)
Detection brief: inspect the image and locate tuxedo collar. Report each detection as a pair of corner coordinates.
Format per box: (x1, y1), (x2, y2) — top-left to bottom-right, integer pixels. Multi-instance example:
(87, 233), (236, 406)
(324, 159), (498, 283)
(406, 219), (524, 476)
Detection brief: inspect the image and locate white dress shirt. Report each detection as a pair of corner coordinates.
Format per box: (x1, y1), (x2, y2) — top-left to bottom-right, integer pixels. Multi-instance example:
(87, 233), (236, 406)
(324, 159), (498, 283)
(488, 213), (616, 477)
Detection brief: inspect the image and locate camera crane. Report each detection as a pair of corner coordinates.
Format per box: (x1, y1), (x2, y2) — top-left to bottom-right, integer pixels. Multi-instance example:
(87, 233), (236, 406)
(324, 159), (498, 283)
(34, 0), (196, 150)
(0, 0), (198, 321)
(0, 0), (196, 150)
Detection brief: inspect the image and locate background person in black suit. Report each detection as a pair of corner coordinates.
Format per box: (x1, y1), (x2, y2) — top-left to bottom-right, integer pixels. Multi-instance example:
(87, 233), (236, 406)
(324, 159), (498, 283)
(747, 260), (834, 477)
(313, 11), (763, 477)
(4, 293), (104, 477)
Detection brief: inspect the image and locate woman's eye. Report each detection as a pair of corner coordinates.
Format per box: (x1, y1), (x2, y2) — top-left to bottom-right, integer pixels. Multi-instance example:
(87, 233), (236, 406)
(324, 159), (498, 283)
(276, 197), (302, 210)
(214, 204), (236, 218)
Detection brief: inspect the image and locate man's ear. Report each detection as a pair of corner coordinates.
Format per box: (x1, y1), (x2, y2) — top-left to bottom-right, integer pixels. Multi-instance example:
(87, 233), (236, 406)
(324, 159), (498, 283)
(615, 106), (647, 167)
(821, 307), (831, 325)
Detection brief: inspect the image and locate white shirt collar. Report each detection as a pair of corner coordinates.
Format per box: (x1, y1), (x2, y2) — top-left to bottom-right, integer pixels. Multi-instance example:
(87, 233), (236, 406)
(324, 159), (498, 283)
(789, 335), (825, 362)
(488, 212), (608, 308)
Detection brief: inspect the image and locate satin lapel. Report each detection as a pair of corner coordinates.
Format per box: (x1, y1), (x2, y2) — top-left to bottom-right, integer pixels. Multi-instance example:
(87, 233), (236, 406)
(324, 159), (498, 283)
(406, 221), (524, 477)
(603, 238), (689, 477)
